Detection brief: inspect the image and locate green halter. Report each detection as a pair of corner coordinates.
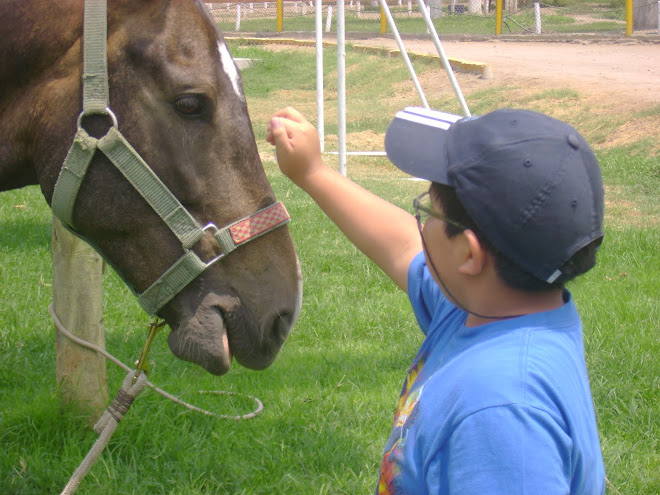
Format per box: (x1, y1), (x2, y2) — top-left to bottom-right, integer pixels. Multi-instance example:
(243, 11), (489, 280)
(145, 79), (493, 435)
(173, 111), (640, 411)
(52, 0), (290, 316)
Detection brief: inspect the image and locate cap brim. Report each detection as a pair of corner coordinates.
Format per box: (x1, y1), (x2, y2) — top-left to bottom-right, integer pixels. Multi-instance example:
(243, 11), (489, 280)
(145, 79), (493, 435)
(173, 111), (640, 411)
(385, 107), (463, 184)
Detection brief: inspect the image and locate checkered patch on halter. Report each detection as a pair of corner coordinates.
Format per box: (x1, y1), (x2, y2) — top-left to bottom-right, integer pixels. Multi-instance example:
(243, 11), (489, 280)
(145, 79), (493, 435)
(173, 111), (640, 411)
(229, 202), (290, 244)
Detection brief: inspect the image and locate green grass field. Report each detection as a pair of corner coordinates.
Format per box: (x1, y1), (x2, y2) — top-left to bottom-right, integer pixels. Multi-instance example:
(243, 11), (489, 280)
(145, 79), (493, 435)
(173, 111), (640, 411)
(1, 43), (658, 494)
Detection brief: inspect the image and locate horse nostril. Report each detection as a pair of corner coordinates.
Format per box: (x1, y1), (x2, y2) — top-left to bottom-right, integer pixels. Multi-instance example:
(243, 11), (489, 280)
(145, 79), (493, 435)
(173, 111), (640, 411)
(270, 310), (294, 344)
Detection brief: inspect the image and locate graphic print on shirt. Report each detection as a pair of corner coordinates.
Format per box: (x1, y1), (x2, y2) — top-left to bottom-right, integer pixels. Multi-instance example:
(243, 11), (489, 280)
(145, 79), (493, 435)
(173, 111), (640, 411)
(378, 356), (425, 495)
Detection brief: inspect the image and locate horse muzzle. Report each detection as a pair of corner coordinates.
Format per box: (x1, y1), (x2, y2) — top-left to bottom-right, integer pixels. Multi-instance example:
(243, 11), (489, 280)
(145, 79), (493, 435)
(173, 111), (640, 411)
(167, 289), (300, 375)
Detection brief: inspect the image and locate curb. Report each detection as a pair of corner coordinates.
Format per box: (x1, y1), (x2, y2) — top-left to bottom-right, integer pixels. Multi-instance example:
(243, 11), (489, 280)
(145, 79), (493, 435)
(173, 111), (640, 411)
(234, 57), (263, 70)
(226, 36), (493, 79)
(228, 30), (660, 44)
(350, 44), (492, 79)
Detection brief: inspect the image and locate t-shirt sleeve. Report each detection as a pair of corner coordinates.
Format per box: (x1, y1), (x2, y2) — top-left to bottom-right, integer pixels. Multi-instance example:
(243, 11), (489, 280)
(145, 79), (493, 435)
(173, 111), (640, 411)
(426, 405), (572, 495)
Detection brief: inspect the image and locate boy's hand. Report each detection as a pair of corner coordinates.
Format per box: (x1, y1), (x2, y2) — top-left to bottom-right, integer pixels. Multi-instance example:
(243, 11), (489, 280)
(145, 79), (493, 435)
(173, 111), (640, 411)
(267, 108), (420, 292)
(267, 107), (323, 186)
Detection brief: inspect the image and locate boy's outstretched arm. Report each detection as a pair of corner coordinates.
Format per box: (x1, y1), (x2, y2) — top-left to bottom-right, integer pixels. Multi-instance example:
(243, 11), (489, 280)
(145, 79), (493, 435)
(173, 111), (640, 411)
(268, 107), (422, 292)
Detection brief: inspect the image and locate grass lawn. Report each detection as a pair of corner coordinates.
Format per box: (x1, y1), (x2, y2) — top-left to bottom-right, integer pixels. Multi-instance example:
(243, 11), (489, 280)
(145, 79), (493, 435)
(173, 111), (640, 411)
(1, 42), (658, 494)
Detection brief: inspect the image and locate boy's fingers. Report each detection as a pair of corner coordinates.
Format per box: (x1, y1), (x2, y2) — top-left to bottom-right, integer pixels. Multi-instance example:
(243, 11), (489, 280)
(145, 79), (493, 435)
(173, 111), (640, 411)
(266, 120), (279, 145)
(266, 124), (273, 145)
(269, 117), (292, 152)
(272, 106), (306, 125)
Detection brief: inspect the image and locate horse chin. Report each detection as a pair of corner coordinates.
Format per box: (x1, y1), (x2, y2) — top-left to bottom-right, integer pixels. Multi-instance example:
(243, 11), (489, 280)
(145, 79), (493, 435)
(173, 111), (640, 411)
(167, 306), (233, 376)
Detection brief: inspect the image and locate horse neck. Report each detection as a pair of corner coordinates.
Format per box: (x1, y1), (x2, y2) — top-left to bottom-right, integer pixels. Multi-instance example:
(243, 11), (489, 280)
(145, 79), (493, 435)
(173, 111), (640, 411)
(0, 1), (83, 88)
(0, 0), (83, 192)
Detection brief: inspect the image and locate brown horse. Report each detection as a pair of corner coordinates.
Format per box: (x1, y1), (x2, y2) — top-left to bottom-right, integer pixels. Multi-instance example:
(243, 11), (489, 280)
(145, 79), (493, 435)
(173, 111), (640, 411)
(0, 0), (302, 375)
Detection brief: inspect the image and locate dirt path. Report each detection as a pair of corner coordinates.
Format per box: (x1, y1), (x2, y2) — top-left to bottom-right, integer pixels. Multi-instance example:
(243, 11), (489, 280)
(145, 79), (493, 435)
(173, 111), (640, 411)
(351, 38), (660, 108)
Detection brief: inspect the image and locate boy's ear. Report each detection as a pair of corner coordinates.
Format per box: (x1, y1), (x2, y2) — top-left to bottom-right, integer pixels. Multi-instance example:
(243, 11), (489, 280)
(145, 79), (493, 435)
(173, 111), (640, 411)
(458, 229), (487, 276)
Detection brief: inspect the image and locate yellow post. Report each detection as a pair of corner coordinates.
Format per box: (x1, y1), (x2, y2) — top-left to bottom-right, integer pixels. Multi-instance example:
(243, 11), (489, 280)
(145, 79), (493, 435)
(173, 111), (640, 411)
(380, 6), (387, 34)
(625, 0), (633, 36)
(277, 0), (284, 32)
(495, 0), (503, 35)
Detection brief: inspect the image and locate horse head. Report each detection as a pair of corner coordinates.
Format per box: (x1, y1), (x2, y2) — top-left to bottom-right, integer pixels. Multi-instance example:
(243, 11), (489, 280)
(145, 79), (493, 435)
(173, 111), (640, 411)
(0, 0), (302, 375)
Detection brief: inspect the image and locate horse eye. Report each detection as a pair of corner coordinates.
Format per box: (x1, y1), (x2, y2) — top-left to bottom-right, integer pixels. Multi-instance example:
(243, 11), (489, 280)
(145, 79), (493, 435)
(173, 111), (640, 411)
(174, 94), (203, 116)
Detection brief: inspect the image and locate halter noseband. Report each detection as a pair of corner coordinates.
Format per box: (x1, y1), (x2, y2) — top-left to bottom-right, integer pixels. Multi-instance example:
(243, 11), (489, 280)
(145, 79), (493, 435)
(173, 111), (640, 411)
(51, 0), (290, 316)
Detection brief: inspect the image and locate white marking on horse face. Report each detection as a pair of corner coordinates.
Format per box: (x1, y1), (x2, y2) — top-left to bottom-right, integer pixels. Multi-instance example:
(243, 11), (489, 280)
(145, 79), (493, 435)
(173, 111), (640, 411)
(218, 41), (244, 102)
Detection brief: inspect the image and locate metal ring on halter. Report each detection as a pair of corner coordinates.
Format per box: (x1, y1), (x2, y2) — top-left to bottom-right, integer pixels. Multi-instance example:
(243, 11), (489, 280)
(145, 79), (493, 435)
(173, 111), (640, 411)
(76, 107), (119, 130)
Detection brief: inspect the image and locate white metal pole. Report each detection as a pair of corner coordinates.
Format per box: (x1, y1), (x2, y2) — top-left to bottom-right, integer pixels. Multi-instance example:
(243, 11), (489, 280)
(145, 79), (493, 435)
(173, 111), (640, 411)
(379, 0), (429, 108)
(316, 0), (325, 152)
(534, 1), (542, 34)
(337, 0), (347, 176)
(415, 0), (471, 116)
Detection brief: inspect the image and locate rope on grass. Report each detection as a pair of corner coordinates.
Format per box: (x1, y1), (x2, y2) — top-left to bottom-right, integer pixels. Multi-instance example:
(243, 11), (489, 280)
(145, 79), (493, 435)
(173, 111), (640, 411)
(49, 303), (263, 494)
(49, 303), (263, 421)
(60, 371), (149, 495)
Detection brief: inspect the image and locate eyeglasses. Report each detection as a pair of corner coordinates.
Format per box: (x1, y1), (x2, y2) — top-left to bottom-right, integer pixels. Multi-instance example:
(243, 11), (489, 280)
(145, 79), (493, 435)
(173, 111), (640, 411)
(413, 191), (468, 231)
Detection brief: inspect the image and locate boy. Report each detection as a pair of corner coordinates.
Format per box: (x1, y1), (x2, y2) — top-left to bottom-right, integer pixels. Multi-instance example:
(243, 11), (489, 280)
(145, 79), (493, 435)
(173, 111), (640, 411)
(267, 106), (605, 494)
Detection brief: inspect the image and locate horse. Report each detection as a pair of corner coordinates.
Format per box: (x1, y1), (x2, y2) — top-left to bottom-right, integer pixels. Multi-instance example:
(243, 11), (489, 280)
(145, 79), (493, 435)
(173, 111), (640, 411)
(0, 0), (302, 376)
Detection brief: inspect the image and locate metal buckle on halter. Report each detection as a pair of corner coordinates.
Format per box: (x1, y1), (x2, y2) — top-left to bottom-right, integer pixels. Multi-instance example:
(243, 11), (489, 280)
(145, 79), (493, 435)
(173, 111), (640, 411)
(201, 222), (219, 235)
(179, 222), (228, 273)
(193, 223), (227, 269)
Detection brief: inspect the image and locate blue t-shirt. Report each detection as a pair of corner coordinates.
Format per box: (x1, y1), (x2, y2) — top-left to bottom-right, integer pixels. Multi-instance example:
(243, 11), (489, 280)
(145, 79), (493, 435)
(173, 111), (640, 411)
(377, 252), (605, 495)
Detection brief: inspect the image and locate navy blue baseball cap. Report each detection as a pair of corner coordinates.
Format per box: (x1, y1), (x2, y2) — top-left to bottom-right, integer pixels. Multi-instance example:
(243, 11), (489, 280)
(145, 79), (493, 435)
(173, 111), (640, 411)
(385, 107), (604, 284)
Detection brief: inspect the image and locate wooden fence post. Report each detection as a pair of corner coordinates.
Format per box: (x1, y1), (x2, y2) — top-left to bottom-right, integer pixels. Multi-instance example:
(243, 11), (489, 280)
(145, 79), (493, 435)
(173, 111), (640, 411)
(52, 217), (108, 419)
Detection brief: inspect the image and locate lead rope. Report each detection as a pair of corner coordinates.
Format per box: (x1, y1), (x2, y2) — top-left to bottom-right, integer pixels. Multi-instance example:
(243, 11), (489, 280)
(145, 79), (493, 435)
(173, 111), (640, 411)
(50, 304), (263, 495)
(60, 371), (149, 495)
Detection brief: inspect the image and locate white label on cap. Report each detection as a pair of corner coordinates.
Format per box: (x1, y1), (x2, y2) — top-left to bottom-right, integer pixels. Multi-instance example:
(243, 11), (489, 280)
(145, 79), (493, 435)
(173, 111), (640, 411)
(546, 269), (562, 284)
(395, 107), (463, 129)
